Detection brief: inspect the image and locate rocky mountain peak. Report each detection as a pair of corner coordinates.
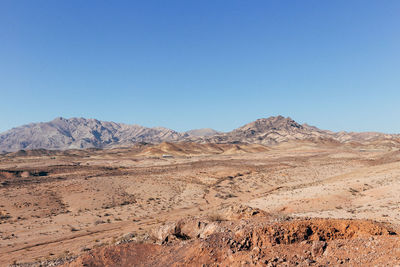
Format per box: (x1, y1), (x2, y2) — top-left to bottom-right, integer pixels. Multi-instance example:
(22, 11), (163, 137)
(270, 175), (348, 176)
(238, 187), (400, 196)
(235, 116), (303, 134)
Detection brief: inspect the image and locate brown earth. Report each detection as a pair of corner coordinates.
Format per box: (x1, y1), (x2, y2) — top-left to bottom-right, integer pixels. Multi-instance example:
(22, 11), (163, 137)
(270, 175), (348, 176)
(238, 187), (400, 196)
(65, 213), (399, 267)
(1, 141), (400, 266)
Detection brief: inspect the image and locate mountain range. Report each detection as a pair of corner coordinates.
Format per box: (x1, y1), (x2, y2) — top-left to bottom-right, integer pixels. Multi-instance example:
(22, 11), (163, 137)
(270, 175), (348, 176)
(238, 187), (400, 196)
(0, 116), (398, 152)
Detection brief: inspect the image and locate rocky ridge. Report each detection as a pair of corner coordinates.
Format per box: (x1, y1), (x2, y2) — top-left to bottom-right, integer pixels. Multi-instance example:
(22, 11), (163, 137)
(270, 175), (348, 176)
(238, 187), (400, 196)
(1, 116), (399, 152)
(0, 117), (183, 152)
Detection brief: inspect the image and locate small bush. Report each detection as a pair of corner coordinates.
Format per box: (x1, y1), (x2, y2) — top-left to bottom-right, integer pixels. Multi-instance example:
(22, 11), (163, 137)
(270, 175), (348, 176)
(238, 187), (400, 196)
(208, 213), (225, 222)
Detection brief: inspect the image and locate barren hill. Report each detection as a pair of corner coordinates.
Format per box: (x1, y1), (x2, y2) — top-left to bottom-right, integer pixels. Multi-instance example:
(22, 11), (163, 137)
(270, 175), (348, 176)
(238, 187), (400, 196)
(138, 142), (269, 156)
(204, 116), (400, 146)
(204, 116), (332, 145)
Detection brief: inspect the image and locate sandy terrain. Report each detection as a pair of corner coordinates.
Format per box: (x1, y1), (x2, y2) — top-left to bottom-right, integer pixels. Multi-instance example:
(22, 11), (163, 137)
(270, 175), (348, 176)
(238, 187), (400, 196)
(1, 141), (400, 266)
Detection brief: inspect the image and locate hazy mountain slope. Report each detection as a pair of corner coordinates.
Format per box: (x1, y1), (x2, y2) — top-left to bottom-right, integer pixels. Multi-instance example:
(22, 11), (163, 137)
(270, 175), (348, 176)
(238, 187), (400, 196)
(185, 128), (220, 137)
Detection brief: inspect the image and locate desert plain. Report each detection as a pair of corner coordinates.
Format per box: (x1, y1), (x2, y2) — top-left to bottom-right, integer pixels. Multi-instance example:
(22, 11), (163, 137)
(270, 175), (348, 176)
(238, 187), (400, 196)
(1, 140), (400, 266)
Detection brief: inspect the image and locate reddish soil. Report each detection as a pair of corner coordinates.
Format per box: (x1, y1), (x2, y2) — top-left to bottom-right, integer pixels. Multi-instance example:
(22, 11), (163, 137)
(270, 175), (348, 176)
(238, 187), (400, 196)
(66, 214), (399, 266)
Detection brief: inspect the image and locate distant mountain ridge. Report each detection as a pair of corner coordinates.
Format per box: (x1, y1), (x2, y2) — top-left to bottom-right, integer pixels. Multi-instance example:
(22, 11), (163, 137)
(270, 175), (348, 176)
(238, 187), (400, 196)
(0, 116), (399, 152)
(0, 117), (183, 152)
(185, 128), (221, 137)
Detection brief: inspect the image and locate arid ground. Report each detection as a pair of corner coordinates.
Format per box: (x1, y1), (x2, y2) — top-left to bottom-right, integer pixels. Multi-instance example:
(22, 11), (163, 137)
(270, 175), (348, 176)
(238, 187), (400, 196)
(1, 141), (400, 266)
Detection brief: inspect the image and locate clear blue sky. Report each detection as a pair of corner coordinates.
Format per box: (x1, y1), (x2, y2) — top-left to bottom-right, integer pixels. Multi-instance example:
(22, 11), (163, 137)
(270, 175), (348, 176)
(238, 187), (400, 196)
(1, 0), (399, 133)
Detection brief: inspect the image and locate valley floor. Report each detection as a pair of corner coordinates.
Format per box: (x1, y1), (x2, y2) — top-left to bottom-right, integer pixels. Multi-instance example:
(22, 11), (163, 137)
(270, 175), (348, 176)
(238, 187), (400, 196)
(1, 142), (400, 266)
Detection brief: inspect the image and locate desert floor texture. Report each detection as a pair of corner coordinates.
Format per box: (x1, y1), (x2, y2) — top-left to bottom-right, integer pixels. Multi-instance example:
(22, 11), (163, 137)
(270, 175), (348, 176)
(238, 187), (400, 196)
(1, 141), (400, 266)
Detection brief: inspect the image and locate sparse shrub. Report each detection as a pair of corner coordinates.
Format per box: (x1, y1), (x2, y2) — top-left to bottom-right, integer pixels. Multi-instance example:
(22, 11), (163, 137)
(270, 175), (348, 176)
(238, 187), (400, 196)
(208, 213), (225, 222)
